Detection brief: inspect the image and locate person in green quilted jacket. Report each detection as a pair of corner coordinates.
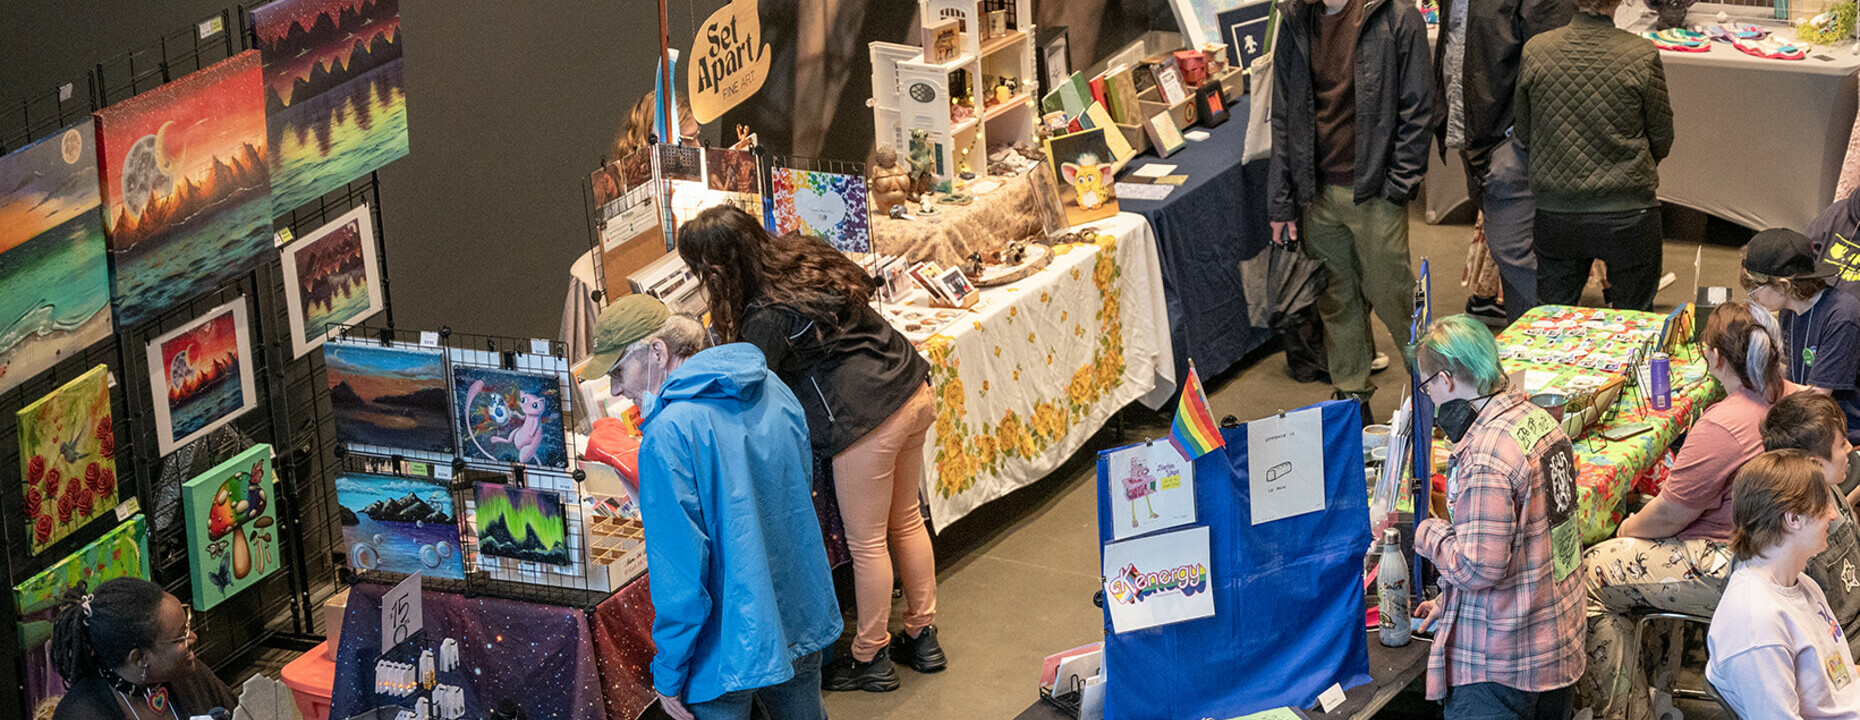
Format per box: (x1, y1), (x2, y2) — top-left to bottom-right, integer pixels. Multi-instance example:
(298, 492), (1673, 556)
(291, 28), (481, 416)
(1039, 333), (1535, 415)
(1514, 0), (1674, 313)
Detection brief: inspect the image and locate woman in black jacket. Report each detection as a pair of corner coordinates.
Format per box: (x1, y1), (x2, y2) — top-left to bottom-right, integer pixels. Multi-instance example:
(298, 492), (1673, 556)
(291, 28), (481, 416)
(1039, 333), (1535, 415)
(677, 205), (944, 693)
(48, 578), (236, 720)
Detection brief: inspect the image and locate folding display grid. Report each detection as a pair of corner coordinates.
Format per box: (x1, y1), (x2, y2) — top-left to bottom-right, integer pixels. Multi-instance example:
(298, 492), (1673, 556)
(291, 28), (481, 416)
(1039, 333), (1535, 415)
(582, 143), (774, 305)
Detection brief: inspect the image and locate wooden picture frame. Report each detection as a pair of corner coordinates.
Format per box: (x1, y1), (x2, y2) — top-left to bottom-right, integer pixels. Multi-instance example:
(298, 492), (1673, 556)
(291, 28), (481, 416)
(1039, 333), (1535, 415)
(1195, 80), (1230, 128)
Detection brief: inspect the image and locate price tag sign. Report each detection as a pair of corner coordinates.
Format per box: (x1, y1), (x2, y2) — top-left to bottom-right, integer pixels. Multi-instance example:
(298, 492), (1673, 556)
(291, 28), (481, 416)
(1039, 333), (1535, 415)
(382, 572), (423, 652)
(59, 83), (73, 102)
(115, 496), (142, 522)
(405, 461), (430, 478)
(198, 16), (224, 39)
(420, 331), (440, 348)
(434, 463), (454, 481)
(530, 339), (552, 355)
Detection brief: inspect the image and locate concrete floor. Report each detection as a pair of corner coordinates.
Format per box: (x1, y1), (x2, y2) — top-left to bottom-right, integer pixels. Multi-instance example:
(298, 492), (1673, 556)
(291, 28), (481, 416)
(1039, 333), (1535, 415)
(820, 207), (1748, 720)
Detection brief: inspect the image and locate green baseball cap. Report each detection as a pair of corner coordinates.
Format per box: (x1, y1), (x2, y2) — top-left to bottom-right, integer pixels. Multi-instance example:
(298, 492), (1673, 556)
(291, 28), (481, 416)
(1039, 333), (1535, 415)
(586, 294), (670, 376)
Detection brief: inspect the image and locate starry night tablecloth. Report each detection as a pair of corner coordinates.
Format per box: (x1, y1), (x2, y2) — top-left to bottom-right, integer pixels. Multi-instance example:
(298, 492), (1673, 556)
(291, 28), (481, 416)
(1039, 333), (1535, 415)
(887, 212), (1176, 531)
(589, 576), (657, 720)
(1496, 305), (1724, 543)
(330, 582), (605, 720)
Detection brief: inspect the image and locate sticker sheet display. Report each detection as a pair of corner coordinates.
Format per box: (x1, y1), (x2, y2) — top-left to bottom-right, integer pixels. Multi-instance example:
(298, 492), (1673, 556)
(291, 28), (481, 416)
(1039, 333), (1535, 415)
(145, 298), (257, 455)
(0, 120), (113, 397)
(17, 364), (121, 554)
(281, 204), (385, 357)
(12, 516), (149, 710)
(325, 342), (453, 454)
(1104, 441), (1196, 540)
(251, 0), (409, 213)
(180, 444), (279, 610)
(338, 471), (464, 580)
(770, 168), (871, 254)
(95, 50), (274, 328)
(473, 482), (571, 566)
(452, 364), (567, 469)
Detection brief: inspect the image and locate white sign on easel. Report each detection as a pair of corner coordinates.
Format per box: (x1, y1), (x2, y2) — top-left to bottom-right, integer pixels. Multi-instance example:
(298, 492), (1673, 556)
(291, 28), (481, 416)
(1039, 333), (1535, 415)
(1247, 407), (1327, 525)
(382, 572), (423, 650)
(1105, 441), (1196, 540)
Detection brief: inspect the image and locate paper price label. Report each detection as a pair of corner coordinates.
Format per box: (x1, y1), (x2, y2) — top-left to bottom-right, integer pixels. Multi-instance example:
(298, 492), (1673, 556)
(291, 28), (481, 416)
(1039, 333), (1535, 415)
(198, 16), (223, 39)
(420, 331), (439, 347)
(59, 83), (73, 102)
(115, 496), (142, 522)
(530, 339), (552, 355)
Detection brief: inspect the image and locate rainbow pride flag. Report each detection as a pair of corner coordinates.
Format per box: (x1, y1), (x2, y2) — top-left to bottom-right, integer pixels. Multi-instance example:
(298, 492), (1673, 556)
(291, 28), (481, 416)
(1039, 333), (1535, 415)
(1171, 364), (1224, 459)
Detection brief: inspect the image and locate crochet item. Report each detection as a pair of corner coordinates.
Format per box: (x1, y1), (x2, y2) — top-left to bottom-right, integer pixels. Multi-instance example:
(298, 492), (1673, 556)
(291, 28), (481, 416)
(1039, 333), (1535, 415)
(1798, 3), (1857, 45)
(1698, 22), (1768, 41)
(1644, 28), (1713, 51)
(1733, 36), (1809, 59)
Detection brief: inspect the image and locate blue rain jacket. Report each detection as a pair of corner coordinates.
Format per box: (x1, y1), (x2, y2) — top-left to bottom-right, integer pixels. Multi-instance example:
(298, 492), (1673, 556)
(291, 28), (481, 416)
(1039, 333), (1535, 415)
(637, 343), (841, 703)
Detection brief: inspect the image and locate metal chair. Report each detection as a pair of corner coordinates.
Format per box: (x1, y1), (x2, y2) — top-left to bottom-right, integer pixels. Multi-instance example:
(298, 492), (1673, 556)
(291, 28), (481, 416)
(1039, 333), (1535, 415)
(1633, 611), (1715, 702)
(1705, 677), (1744, 720)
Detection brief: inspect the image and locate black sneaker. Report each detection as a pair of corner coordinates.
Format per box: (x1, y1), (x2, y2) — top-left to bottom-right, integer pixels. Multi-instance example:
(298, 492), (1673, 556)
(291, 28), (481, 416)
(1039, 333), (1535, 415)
(823, 650), (900, 692)
(1465, 295), (1506, 324)
(891, 625), (948, 673)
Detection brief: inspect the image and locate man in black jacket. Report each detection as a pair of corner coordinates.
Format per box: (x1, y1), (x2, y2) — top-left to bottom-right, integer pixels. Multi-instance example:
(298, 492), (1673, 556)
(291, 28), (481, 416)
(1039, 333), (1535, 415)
(1435, 0), (1575, 322)
(1268, 0), (1433, 411)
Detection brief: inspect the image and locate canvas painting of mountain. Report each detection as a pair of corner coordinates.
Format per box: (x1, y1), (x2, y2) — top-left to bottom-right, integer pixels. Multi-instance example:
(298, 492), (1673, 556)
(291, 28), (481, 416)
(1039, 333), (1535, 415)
(252, 0), (408, 214)
(16, 364), (120, 555)
(337, 470), (462, 579)
(95, 51), (274, 329)
(324, 342), (452, 454)
(145, 298), (257, 455)
(0, 120), (113, 398)
(473, 482), (571, 566)
(281, 204), (383, 357)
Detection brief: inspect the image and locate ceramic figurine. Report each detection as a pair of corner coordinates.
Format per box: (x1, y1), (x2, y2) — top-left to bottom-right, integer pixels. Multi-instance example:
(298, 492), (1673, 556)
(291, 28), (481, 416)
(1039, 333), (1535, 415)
(908, 129), (938, 200)
(870, 147), (913, 213)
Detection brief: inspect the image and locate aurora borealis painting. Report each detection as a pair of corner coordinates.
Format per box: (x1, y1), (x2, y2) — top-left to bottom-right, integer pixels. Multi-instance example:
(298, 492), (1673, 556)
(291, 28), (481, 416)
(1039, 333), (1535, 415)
(474, 482), (571, 566)
(94, 50), (274, 329)
(252, 0), (408, 214)
(0, 120), (113, 398)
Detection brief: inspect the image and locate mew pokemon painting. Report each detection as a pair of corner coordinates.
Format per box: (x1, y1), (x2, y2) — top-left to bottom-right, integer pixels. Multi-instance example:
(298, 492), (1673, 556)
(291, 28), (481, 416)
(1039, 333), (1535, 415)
(16, 364), (120, 555)
(181, 443), (279, 610)
(95, 51), (274, 329)
(252, 0), (409, 213)
(0, 120), (113, 398)
(453, 365), (567, 469)
(145, 298), (257, 455)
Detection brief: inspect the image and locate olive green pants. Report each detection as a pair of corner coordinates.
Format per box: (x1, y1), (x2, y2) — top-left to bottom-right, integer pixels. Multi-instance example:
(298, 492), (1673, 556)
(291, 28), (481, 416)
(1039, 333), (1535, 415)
(1301, 185), (1417, 395)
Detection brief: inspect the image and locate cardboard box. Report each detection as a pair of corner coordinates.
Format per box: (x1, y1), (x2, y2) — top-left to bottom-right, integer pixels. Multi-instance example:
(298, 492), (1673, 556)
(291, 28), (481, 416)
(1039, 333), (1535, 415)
(1136, 85), (1198, 130)
(323, 588), (350, 660)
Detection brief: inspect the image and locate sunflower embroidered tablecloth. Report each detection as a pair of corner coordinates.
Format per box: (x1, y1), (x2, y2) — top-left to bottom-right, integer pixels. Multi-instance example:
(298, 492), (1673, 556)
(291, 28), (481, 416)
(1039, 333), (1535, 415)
(1496, 305), (1725, 544)
(891, 212), (1175, 531)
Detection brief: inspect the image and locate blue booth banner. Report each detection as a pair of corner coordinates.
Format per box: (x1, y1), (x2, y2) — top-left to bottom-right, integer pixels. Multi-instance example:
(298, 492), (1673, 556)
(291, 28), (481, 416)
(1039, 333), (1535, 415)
(1097, 399), (1372, 720)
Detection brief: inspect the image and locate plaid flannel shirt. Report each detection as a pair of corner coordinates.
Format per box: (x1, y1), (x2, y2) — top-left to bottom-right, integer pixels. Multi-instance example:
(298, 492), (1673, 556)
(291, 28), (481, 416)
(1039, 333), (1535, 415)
(1415, 392), (1586, 699)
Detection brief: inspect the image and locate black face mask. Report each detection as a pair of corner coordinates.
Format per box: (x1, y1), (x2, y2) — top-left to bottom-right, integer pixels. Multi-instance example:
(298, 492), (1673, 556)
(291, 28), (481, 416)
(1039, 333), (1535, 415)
(1435, 393), (1496, 443)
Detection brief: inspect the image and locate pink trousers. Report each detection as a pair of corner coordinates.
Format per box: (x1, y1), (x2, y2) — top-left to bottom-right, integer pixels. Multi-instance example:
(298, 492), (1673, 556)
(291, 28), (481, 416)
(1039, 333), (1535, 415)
(833, 383), (939, 662)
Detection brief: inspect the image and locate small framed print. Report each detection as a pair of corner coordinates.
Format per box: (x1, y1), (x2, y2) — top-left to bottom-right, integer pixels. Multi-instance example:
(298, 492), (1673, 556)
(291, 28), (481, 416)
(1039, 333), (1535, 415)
(935, 266), (977, 306)
(1195, 80), (1230, 128)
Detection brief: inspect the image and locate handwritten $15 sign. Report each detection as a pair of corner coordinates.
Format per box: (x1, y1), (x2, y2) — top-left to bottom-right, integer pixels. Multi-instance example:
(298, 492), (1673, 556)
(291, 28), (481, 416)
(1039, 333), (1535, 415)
(688, 0), (772, 124)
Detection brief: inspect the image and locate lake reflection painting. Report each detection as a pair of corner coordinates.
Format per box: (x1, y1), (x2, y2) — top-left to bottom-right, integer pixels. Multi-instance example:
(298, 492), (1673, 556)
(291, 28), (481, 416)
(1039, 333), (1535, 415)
(253, 0), (409, 214)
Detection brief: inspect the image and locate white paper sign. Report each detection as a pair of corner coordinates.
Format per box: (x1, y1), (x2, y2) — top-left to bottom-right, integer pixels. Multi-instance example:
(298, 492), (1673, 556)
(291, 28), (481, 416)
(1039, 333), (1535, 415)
(1247, 407), (1328, 524)
(382, 572), (423, 650)
(1079, 675), (1107, 720)
(1105, 441), (1196, 540)
(1102, 526), (1215, 633)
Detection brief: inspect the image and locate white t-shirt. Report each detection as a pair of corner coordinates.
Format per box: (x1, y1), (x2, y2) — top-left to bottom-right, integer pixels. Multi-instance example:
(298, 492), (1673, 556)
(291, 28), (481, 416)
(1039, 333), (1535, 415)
(1707, 566), (1860, 720)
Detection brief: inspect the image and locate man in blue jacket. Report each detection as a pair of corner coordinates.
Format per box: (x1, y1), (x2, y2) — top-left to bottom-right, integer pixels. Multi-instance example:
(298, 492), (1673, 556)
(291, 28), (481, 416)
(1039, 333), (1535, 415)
(611, 314), (841, 720)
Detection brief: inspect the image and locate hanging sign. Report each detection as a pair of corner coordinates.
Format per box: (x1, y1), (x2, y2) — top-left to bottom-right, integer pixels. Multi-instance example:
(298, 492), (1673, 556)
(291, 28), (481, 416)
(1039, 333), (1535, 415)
(688, 0), (771, 124)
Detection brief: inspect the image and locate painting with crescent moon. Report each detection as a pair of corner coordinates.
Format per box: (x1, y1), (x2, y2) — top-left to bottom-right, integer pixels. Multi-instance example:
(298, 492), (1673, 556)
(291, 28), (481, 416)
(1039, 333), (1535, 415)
(0, 121), (114, 399)
(15, 364), (120, 556)
(252, 0), (408, 214)
(95, 50), (275, 330)
(144, 297), (257, 456)
(180, 443), (278, 610)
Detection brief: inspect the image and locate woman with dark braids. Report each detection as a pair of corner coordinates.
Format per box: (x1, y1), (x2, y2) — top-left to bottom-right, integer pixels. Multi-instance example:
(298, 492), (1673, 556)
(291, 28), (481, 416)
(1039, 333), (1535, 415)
(49, 578), (235, 720)
(677, 205), (944, 693)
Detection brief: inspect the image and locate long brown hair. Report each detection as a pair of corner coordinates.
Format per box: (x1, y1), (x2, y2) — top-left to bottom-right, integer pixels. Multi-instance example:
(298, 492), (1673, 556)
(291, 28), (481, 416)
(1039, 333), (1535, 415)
(1703, 299), (1786, 403)
(676, 205), (873, 342)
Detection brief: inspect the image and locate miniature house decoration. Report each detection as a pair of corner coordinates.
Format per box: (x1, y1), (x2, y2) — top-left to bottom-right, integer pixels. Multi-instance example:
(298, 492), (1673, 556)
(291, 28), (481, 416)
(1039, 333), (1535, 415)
(870, 0), (1037, 187)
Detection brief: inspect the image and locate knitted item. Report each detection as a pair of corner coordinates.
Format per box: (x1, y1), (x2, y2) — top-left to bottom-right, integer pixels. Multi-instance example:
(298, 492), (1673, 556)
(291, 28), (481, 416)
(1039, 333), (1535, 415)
(1732, 36), (1809, 59)
(1643, 29), (1713, 50)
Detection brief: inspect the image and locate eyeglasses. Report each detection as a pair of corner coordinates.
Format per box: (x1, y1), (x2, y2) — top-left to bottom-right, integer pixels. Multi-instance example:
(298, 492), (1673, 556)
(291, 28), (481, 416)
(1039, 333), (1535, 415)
(1419, 369), (1449, 397)
(168, 608), (196, 646)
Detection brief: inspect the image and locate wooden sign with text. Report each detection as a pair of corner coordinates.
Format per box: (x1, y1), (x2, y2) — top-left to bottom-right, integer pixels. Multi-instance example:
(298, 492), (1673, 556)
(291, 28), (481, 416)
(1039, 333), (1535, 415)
(688, 0), (771, 124)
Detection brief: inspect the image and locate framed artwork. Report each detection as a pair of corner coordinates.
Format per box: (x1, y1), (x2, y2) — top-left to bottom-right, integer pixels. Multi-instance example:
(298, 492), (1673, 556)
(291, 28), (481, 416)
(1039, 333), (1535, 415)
(924, 18), (962, 63)
(1145, 112), (1187, 157)
(1169, 0), (1266, 48)
(17, 365), (120, 555)
(770, 168), (871, 254)
(281, 204), (384, 358)
(95, 50), (274, 329)
(453, 365), (568, 469)
(1044, 129), (1121, 226)
(657, 144), (703, 183)
(935, 266), (977, 306)
(251, 0), (408, 214)
(13, 516), (149, 710)
(145, 298), (257, 456)
(473, 482), (572, 566)
(0, 120), (113, 398)
(705, 147), (759, 194)
(590, 162), (625, 214)
(337, 470), (463, 579)
(181, 444), (277, 610)
(324, 342), (453, 454)
(1217, 2), (1275, 69)
(1195, 80), (1230, 128)
(1037, 26), (1072, 98)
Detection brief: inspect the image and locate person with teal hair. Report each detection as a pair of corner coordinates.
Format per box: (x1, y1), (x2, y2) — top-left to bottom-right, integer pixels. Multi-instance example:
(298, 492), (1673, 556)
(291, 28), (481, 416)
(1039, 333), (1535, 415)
(1410, 314), (1587, 719)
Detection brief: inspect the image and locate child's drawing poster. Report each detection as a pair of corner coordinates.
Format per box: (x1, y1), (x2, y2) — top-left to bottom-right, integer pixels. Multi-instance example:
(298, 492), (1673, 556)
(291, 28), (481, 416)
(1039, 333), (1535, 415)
(1101, 525), (1215, 633)
(770, 168), (870, 254)
(1104, 440), (1196, 541)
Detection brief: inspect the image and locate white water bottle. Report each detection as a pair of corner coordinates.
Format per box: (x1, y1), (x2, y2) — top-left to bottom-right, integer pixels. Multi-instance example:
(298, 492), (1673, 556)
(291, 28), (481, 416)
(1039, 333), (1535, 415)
(1377, 527), (1412, 647)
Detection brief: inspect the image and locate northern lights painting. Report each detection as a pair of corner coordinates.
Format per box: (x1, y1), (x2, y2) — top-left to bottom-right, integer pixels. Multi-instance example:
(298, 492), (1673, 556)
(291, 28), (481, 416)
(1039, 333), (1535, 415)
(94, 51), (274, 329)
(0, 120), (113, 398)
(473, 482), (571, 566)
(252, 0), (408, 213)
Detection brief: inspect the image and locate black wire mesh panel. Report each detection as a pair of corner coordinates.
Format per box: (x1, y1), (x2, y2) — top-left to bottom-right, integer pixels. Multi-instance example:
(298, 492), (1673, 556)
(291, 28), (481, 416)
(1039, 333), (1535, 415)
(0, 76), (99, 157)
(92, 9), (242, 108)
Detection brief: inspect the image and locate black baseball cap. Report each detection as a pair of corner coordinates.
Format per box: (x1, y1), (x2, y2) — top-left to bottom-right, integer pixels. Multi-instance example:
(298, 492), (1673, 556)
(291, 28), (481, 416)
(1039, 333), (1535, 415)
(1743, 228), (1836, 280)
